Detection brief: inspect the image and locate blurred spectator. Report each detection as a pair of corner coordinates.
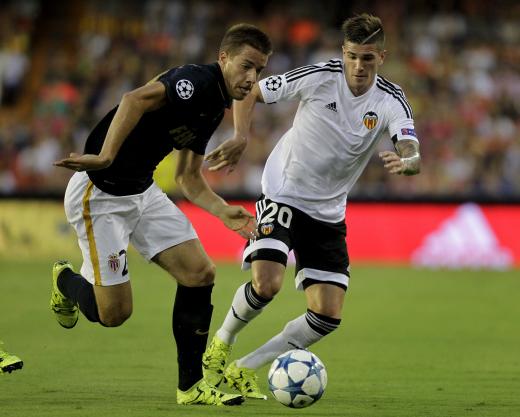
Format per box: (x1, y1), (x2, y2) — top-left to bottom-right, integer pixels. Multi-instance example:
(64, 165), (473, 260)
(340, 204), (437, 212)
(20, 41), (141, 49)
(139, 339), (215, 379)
(0, 0), (519, 201)
(0, 0), (38, 106)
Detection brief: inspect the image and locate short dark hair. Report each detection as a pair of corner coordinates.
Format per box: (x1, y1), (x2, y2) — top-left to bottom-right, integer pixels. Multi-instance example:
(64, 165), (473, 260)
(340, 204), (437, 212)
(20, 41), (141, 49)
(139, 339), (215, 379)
(341, 14), (385, 49)
(219, 23), (273, 57)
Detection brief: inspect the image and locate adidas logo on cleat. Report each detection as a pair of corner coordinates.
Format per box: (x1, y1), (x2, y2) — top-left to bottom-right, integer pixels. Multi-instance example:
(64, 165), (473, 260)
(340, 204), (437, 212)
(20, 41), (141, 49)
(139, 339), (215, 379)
(325, 102), (337, 112)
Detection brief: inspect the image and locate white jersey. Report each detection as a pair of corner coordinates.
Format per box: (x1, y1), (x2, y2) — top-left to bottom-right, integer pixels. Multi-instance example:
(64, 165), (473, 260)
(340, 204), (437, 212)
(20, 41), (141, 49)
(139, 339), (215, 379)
(258, 58), (419, 223)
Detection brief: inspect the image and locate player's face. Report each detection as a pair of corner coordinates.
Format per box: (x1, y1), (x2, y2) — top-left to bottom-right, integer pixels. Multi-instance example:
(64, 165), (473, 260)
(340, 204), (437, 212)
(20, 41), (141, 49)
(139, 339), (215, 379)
(342, 42), (385, 96)
(219, 45), (269, 100)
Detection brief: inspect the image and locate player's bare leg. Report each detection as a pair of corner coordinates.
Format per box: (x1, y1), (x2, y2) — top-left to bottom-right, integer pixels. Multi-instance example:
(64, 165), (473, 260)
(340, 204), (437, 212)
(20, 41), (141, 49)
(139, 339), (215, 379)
(51, 261), (132, 327)
(304, 282), (345, 320)
(92, 282), (133, 326)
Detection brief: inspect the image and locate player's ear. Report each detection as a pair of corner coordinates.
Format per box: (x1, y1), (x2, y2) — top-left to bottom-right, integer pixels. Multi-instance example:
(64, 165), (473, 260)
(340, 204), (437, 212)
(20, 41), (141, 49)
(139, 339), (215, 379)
(379, 50), (386, 65)
(218, 50), (229, 65)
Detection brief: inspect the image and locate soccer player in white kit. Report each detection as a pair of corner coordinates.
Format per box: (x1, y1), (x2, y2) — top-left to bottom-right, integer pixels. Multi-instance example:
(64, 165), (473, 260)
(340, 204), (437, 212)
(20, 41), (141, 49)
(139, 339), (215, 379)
(202, 14), (421, 399)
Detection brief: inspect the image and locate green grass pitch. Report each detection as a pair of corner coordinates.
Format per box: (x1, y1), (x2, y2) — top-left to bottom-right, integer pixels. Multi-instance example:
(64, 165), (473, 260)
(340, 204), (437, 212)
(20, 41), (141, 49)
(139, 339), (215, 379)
(1, 257), (519, 417)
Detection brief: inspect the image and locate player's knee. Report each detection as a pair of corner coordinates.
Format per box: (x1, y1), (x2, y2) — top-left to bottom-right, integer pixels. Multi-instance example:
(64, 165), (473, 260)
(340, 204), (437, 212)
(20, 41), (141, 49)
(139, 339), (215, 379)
(310, 304), (342, 319)
(186, 261), (216, 286)
(98, 306), (132, 327)
(252, 278), (282, 299)
(252, 263), (284, 298)
(203, 262), (217, 284)
(305, 283), (345, 318)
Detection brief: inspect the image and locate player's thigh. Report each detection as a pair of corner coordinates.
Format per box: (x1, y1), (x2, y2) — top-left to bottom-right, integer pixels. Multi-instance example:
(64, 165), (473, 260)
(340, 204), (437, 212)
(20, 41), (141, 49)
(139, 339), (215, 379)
(131, 183), (199, 265)
(152, 239), (215, 287)
(65, 172), (137, 287)
(293, 213), (350, 292)
(244, 196), (294, 297)
(304, 283), (346, 319)
(243, 196), (293, 268)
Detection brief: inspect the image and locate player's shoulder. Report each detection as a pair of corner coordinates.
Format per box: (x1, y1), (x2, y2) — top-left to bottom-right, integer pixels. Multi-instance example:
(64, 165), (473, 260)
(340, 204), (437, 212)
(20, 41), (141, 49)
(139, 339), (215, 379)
(374, 75), (407, 98)
(283, 58), (343, 84)
(374, 75), (413, 117)
(158, 63), (220, 101)
(160, 63), (219, 87)
(169, 63), (217, 85)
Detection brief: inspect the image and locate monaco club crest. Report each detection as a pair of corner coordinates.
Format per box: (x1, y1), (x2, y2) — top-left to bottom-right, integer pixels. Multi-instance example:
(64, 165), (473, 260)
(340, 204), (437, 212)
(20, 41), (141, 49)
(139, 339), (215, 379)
(108, 253), (120, 273)
(363, 111), (378, 129)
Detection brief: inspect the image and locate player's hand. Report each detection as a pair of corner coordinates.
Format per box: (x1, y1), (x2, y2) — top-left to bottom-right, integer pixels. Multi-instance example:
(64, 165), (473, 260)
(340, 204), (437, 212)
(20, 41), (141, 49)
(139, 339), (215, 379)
(379, 151), (405, 175)
(204, 136), (247, 173)
(219, 205), (258, 239)
(54, 153), (112, 172)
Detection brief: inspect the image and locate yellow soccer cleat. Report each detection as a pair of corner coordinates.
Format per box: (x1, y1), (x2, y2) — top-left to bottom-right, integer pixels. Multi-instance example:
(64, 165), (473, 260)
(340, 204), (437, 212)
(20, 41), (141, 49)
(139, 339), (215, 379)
(224, 361), (267, 400)
(0, 343), (23, 374)
(176, 379), (244, 406)
(50, 261), (79, 329)
(202, 336), (232, 387)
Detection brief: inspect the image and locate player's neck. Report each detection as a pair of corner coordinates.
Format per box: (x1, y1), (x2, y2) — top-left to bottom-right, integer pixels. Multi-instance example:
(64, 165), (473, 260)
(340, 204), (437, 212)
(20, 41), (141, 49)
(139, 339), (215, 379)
(345, 76), (375, 97)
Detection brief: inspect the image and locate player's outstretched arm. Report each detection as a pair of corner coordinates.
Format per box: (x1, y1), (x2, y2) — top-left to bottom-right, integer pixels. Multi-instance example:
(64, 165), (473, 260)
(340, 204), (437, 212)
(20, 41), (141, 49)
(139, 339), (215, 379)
(379, 139), (421, 176)
(176, 149), (258, 239)
(54, 82), (167, 171)
(205, 83), (264, 172)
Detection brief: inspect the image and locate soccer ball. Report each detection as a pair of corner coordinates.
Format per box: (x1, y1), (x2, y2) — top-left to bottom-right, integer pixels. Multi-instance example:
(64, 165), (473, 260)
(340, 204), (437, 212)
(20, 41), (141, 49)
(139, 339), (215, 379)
(268, 349), (327, 408)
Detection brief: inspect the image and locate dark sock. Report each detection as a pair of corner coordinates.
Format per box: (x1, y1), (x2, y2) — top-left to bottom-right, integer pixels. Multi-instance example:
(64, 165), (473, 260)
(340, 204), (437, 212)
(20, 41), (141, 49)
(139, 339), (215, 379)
(57, 268), (101, 323)
(172, 283), (214, 391)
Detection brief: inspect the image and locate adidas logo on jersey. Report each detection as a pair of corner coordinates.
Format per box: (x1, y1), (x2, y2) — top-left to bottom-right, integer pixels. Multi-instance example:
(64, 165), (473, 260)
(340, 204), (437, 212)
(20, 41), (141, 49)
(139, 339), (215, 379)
(325, 102), (337, 112)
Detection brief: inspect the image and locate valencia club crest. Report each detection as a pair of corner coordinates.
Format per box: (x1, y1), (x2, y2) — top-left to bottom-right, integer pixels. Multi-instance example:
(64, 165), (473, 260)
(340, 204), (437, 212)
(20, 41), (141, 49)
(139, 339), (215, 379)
(363, 111), (378, 129)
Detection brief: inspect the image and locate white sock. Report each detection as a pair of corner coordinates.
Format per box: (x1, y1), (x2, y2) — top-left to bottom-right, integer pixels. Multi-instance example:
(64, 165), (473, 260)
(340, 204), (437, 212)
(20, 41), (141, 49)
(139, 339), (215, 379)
(216, 282), (271, 345)
(237, 310), (340, 369)
(237, 314), (319, 369)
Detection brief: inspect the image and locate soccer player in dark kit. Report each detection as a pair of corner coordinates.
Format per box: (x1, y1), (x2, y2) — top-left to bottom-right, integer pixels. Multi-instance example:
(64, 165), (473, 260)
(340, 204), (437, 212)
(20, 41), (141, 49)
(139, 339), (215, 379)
(52, 23), (272, 406)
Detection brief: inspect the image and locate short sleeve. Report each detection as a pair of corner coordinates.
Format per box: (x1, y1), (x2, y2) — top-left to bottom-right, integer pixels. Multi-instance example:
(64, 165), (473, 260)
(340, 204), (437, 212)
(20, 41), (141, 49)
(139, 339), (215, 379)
(259, 60), (342, 104)
(386, 90), (419, 143)
(158, 65), (206, 110)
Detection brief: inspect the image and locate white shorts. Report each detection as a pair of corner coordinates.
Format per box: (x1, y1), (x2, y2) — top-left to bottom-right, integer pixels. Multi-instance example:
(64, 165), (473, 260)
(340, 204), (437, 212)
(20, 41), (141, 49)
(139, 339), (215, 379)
(64, 172), (198, 286)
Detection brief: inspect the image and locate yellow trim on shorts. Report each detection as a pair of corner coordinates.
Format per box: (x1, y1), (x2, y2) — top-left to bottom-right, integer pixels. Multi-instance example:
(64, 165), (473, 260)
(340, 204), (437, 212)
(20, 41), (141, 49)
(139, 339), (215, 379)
(82, 181), (102, 286)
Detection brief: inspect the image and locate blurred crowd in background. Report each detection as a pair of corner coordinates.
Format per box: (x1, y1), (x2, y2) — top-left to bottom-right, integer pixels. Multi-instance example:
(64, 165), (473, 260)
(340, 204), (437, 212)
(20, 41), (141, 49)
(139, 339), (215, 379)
(0, 0), (519, 200)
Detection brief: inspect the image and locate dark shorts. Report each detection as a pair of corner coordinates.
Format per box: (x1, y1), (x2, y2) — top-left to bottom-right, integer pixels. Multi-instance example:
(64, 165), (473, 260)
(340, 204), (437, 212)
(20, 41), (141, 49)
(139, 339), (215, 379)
(242, 196), (350, 291)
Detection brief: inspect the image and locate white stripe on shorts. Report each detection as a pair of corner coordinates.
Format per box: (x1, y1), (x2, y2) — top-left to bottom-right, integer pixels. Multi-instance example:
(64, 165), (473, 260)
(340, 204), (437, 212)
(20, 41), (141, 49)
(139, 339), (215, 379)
(241, 238), (290, 270)
(294, 268), (349, 291)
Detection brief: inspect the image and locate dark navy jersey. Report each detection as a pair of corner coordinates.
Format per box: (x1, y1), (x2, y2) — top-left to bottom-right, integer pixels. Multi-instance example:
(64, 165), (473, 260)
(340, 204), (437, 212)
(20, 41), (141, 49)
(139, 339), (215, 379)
(84, 62), (232, 196)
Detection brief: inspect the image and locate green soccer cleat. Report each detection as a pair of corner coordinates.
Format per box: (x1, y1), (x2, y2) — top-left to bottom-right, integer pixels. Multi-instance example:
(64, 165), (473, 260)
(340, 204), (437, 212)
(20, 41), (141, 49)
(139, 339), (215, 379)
(224, 361), (267, 400)
(202, 336), (232, 387)
(176, 379), (244, 406)
(50, 261), (79, 329)
(0, 344), (23, 374)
